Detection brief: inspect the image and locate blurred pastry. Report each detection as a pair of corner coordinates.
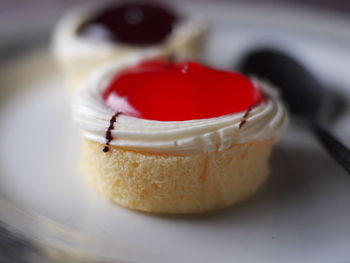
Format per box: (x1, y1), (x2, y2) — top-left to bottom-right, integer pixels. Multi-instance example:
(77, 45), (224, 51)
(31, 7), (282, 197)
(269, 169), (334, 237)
(73, 57), (288, 214)
(52, 1), (206, 93)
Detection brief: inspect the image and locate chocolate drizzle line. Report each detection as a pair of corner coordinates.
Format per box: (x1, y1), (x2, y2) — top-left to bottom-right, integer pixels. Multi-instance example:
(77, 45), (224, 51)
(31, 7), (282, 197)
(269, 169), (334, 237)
(103, 112), (121, 152)
(239, 108), (252, 129)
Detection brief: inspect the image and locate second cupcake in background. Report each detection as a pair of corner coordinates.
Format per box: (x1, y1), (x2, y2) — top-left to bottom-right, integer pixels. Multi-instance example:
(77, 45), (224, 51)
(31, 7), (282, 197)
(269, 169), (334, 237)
(52, 1), (207, 93)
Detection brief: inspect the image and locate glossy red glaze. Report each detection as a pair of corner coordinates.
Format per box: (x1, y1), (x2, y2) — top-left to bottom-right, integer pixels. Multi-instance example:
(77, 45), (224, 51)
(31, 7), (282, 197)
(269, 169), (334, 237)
(102, 60), (264, 121)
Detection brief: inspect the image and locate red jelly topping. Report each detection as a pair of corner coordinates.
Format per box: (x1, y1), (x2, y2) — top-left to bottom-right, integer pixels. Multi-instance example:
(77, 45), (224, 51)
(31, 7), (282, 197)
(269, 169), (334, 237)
(102, 61), (264, 121)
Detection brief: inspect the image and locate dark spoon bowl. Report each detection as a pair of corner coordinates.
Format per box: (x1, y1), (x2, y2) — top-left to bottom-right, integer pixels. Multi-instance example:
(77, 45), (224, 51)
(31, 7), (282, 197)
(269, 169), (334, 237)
(238, 48), (350, 175)
(239, 49), (324, 120)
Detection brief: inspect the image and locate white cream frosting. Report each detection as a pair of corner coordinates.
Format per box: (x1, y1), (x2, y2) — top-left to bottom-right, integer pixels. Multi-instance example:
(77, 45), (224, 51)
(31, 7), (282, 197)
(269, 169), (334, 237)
(52, 2), (207, 64)
(73, 56), (288, 155)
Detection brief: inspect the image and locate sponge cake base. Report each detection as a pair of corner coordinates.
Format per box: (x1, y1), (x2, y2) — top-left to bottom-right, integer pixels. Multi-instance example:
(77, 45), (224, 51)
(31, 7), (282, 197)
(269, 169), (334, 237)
(81, 139), (273, 214)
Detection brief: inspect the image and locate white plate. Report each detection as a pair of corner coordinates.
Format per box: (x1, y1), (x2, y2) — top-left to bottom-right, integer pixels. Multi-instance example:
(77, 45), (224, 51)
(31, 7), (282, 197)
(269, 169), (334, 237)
(1, 2), (350, 262)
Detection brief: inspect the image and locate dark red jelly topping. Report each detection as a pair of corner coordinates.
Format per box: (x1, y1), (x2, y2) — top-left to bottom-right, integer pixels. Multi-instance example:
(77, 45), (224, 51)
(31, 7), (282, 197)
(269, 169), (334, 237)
(78, 2), (177, 45)
(102, 61), (264, 121)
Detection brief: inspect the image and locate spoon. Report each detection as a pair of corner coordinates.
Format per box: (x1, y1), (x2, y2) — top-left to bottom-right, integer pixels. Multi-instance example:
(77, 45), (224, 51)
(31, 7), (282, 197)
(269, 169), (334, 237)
(239, 48), (350, 175)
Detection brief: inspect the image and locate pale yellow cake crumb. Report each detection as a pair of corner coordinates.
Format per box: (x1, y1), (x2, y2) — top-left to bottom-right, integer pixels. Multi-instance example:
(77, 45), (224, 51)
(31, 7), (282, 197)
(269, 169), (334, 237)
(81, 139), (274, 214)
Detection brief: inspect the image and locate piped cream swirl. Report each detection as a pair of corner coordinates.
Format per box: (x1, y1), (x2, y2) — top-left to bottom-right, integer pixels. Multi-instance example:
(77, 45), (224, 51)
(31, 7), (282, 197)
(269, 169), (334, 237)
(73, 56), (288, 155)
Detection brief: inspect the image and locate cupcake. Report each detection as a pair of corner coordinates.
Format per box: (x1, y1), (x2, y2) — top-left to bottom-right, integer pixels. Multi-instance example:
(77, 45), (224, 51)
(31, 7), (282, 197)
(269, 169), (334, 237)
(73, 57), (288, 214)
(52, 1), (206, 93)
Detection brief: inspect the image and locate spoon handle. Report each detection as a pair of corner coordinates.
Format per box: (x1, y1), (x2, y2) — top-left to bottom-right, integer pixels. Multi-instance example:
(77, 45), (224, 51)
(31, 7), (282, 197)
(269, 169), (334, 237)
(311, 121), (350, 175)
